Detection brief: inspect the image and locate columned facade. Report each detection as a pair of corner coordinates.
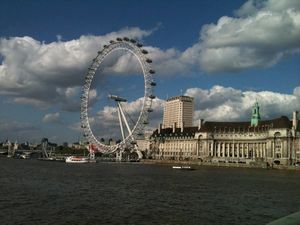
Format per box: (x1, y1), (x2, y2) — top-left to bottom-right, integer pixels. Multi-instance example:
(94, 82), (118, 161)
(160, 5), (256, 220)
(150, 127), (198, 160)
(151, 114), (300, 166)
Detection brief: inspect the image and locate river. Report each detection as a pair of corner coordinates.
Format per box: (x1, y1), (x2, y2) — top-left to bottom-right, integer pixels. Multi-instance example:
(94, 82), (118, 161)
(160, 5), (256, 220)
(0, 158), (300, 225)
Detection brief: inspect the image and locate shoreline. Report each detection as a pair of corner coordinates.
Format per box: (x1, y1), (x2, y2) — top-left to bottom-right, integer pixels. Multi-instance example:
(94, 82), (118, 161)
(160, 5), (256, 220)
(139, 159), (300, 171)
(2, 155), (300, 171)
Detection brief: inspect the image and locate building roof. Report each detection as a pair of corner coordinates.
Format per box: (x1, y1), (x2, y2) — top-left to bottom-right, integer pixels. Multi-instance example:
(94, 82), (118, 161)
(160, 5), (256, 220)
(166, 95), (193, 102)
(151, 127), (199, 138)
(151, 116), (300, 138)
(200, 116), (300, 132)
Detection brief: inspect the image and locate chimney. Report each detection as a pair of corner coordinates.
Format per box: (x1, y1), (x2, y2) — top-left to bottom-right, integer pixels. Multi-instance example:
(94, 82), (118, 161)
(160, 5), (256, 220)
(173, 122), (177, 133)
(181, 122), (184, 133)
(293, 111), (298, 130)
(158, 123), (162, 134)
(198, 119), (204, 130)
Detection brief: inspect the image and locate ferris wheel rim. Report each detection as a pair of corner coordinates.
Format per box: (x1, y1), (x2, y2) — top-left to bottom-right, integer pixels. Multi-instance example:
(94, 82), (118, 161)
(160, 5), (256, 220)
(80, 38), (155, 153)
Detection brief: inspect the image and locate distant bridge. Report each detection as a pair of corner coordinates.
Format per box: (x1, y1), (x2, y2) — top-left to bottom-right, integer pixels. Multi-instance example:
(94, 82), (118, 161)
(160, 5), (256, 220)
(0, 149), (43, 154)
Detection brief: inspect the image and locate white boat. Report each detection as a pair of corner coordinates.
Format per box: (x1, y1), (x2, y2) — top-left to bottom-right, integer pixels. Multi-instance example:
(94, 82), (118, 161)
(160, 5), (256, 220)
(172, 166), (182, 169)
(65, 156), (90, 164)
(20, 154), (30, 159)
(172, 165), (194, 170)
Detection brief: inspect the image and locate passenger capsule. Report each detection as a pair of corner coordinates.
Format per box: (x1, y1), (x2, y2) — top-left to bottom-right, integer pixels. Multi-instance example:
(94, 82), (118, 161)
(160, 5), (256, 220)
(149, 70), (155, 74)
(130, 39), (136, 43)
(150, 81), (156, 86)
(149, 95), (156, 99)
(137, 43), (143, 47)
(116, 37), (122, 41)
(109, 40), (115, 44)
(146, 58), (152, 63)
(123, 37), (129, 41)
(141, 49), (148, 54)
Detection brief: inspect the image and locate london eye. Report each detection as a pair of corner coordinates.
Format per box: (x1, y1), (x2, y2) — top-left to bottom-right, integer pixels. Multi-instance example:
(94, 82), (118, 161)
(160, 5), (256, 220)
(80, 37), (156, 156)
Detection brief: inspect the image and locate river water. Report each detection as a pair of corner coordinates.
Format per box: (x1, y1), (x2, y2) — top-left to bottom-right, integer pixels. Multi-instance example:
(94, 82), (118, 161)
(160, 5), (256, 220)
(0, 158), (300, 225)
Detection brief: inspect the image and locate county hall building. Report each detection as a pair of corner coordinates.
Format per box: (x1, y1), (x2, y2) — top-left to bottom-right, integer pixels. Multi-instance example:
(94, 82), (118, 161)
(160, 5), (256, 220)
(150, 96), (300, 166)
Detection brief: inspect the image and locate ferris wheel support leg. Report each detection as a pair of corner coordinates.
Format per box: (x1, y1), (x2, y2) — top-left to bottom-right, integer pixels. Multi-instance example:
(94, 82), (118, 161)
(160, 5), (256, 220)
(116, 149), (122, 162)
(117, 106), (125, 140)
(42, 143), (49, 158)
(136, 150), (143, 159)
(89, 151), (95, 160)
(118, 102), (132, 136)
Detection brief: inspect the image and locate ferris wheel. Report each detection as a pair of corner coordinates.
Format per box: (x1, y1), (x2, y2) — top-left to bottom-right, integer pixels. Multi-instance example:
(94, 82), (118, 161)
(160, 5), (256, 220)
(80, 37), (156, 154)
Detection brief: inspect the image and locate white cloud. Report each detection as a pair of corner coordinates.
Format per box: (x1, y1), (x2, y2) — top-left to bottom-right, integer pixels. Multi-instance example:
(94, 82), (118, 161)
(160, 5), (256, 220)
(0, 27), (153, 110)
(1, 0), (300, 113)
(0, 120), (38, 133)
(42, 112), (61, 124)
(293, 86), (300, 97)
(198, 0), (300, 73)
(70, 97), (165, 140)
(0, 120), (39, 141)
(0, 26), (193, 112)
(146, 47), (192, 75)
(70, 85), (300, 139)
(186, 85), (300, 122)
(235, 0), (300, 17)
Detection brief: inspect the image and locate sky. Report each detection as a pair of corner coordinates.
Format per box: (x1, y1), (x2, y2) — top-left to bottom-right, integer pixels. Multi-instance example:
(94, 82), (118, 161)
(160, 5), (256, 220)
(0, 0), (300, 144)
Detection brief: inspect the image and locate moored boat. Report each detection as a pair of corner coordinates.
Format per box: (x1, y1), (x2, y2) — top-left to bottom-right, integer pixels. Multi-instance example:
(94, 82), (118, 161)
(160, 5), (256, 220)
(172, 165), (195, 170)
(65, 156), (90, 164)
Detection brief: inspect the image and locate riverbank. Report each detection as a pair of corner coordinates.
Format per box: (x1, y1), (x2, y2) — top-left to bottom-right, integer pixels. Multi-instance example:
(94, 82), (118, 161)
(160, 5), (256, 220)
(140, 159), (300, 171)
(2, 154), (300, 171)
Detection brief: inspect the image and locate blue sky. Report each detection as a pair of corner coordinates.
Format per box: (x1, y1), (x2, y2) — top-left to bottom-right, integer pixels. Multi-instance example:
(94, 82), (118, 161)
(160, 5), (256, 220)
(0, 0), (300, 144)
(0, 1), (240, 44)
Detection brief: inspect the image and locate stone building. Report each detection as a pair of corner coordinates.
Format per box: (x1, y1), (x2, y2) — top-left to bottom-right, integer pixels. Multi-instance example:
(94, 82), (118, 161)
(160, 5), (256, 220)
(196, 113), (300, 165)
(151, 124), (198, 160)
(162, 96), (194, 128)
(150, 102), (300, 166)
(136, 130), (152, 157)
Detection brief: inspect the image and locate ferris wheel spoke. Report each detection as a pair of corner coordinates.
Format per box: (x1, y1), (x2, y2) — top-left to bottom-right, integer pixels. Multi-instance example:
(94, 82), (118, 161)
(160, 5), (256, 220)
(118, 102), (132, 136)
(117, 105), (125, 140)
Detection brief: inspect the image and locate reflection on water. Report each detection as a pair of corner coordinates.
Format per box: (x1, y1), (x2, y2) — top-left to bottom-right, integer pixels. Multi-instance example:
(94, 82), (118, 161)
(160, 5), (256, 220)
(0, 158), (300, 225)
